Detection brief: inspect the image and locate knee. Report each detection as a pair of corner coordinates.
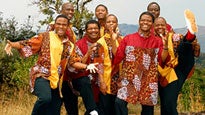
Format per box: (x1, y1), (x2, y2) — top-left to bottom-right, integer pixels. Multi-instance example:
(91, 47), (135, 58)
(115, 97), (127, 107)
(39, 94), (52, 104)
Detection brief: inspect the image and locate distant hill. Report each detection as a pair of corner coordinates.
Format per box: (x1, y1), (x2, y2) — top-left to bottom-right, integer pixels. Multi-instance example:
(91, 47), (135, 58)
(119, 23), (138, 36)
(119, 24), (205, 53)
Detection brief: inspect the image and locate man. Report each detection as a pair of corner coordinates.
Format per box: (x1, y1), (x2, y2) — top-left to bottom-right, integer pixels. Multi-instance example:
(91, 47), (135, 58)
(69, 20), (106, 115)
(4, 14), (98, 115)
(113, 12), (167, 115)
(97, 14), (123, 115)
(147, 2), (173, 33)
(95, 4), (108, 37)
(59, 2), (80, 115)
(154, 9), (200, 115)
(47, 2), (76, 43)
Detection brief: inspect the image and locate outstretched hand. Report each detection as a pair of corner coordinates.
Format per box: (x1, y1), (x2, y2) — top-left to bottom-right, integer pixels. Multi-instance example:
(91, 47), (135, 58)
(4, 40), (13, 56)
(86, 63), (99, 73)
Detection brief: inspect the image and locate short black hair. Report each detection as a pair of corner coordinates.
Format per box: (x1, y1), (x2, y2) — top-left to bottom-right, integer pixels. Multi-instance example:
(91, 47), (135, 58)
(95, 4), (108, 12)
(106, 14), (118, 23)
(147, 2), (160, 11)
(139, 11), (155, 23)
(55, 14), (69, 24)
(85, 20), (100, 30)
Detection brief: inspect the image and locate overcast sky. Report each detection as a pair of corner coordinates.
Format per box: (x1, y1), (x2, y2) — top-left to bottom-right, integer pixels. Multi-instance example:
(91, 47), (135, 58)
(0, 0), (204, 30)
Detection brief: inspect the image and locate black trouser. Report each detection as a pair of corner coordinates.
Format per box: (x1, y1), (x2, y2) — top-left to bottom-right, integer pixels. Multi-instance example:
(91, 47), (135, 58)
(73, 76), (98, 115)
(115, 97), (154, 115)
(62, 81), (78, 115)
(159, 39), (195, 115)
(32, 77), (62, 115)
(99, 93), (116, 115)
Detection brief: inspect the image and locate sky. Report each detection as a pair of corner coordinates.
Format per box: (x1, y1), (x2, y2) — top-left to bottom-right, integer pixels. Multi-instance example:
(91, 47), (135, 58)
(0, 0), (204, 30)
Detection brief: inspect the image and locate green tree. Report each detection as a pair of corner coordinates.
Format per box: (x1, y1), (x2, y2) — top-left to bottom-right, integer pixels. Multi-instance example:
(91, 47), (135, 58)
(0, 13), (36, 42)
(31, 0), (94, 38)
(0, 13), (37, 88)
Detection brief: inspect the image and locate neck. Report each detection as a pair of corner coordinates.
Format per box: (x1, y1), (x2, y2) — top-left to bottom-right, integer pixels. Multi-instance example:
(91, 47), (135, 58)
(98, 19), (106, 27)
(138, 29), (150, 38)
(58, 35), (66, 41)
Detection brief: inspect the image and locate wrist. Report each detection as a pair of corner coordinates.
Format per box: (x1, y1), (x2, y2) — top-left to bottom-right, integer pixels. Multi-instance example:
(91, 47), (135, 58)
(85, 64), (88, 70)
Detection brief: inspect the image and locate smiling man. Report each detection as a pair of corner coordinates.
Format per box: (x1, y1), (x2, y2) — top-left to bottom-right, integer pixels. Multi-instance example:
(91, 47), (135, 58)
(113, 11), (167, 115)
(68, 20), (106, 115)
(4, 14), (98, 115)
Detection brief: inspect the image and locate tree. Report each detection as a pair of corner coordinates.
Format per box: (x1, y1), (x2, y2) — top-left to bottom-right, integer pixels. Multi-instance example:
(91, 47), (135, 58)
(31, 0), (94, 38)
(0, 12), (37, 87)
(0, 13), (36, 42)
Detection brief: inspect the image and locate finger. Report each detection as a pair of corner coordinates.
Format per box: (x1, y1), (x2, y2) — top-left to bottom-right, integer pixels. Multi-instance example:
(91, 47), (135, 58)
(7, 40), (12, 44)
(93, 63), (99, 66)
(94, 66), (98, 71)
(92, 69), (96, 73)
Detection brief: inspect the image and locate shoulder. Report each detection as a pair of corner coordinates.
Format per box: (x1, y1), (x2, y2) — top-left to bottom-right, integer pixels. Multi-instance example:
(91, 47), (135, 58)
(123, 32), (138, 40)
(166, 23), (173, 32)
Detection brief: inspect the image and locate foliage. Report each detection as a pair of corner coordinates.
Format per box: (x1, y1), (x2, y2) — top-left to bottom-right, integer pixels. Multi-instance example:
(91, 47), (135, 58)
(0, 40), (37, 89)
(0, 13), (37, 42)
(0, 13), (37, 89)
(31, 0), (94, 38)
(178, 67), (205, 112)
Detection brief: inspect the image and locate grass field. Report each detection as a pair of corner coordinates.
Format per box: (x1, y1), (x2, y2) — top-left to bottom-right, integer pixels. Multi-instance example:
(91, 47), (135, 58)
(0, 88), (204, 115)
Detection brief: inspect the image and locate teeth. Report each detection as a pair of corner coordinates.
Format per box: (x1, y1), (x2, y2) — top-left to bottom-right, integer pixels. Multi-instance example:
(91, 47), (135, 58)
(160, 34), (163, 37)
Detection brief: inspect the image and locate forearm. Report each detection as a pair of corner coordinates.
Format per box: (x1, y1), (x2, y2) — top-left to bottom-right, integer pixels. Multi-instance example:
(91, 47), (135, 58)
(72, 62), (87, 70)
(81, 53), (89, 64)
(111, 40), (118, 56)
(10, 41), (22, 49)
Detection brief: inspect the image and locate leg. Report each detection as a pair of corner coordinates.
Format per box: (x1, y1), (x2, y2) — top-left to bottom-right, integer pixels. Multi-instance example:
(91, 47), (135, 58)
(159, 36), (195, 115)
(176, 37), (195, 90)
(73, 77), (97, 114)
(31, 77), (52, 115)
(141, 105), (154, 115)
(114, 97), (128, 115)
(159, 81), (178, 115)
(62, 81), (78, 115)
(99, 93), (116, 115)
(47, 88), (62, 115)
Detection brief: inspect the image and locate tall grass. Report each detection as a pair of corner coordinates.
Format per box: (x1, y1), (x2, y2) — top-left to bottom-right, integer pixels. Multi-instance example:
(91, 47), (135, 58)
(0, 86), (204, 115)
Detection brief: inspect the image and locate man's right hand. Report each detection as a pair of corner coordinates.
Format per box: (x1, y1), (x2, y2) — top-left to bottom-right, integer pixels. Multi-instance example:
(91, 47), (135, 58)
(4, 40), (13, 56)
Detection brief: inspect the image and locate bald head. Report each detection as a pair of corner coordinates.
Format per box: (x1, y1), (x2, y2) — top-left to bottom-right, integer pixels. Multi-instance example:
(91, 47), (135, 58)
(60, 2), (74, 20)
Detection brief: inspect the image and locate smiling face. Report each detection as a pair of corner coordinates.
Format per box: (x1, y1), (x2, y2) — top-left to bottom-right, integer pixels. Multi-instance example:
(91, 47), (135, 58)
(54, 17), (69, 38)
(139, 14), (153, 33)
(61, 3), (74, 20)
(147, 3), (160, 18)
(95, 5), (108, 20)
(86, 23), (100, 42)
(154, 17), (167, 36)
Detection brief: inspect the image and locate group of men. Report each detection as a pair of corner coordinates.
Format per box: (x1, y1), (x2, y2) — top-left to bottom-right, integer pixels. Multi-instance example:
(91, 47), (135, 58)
(4, 1), (200, 115)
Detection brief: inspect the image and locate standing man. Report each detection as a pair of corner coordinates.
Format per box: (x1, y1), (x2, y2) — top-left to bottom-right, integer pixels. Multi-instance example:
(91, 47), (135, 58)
(59, 2), (80, 115)
(70, 20), (107, 115)
(95, 4), (108, 37)
(97, 14), (123, 115)
(4, 14), (98, 115)
(154, 10), (200, 115)
(113, 12), (167, 115)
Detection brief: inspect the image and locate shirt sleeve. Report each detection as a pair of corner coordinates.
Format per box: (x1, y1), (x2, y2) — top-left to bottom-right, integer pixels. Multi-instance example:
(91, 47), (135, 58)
(113, 36), (127, 65)
(18, 34), (44, 57)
